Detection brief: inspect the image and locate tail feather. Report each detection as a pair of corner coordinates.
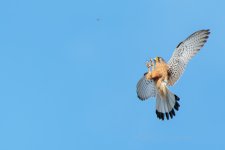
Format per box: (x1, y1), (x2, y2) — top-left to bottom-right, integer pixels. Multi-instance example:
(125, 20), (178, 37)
(156, 88), (180, 120)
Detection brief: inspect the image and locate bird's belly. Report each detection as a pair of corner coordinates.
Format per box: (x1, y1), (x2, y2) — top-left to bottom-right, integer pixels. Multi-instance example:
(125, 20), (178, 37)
(155, 79), (167, 98)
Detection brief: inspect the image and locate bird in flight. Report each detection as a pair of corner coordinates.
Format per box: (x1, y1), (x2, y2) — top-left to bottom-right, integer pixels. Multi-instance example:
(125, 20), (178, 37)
(136, 29), (210, 120)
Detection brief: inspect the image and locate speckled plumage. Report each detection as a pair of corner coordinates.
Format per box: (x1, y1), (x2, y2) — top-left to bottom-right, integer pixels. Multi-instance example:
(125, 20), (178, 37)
(136, 29), (210, 120)
(168, 29), (210, 85)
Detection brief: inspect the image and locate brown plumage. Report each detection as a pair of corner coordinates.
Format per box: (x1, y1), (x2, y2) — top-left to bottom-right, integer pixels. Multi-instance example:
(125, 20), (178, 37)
(146, 57), (169, 97)
(136, 29), (210, 121)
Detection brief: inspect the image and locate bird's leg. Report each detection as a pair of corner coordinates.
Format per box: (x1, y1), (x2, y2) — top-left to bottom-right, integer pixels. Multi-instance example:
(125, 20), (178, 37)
(145, 59), (153, 80)
(151, 58), (155, 71)
(146, 60), (152, 73)
(161, 77), (168, 96)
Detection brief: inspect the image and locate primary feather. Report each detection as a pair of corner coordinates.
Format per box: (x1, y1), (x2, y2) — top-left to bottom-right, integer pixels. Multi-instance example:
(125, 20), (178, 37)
(168, 29), (210, 85)
(136, 73), (156, 100)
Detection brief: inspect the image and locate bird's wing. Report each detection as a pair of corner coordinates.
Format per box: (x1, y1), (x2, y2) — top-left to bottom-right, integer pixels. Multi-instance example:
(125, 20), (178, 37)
(167, 29), (210, 86)
(136, 73), (156, 100)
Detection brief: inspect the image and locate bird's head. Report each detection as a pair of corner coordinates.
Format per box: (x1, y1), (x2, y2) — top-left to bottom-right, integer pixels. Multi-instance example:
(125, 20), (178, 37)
(154, 56), (165, 63)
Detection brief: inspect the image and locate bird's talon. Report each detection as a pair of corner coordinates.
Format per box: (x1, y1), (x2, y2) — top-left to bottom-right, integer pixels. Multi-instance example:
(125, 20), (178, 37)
(151, 58), (155, 70)
(146, 61), (151, 68)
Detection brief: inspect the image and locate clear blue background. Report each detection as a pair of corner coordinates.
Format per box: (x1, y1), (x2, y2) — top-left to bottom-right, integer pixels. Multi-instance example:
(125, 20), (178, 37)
(0, 0), (224, 149)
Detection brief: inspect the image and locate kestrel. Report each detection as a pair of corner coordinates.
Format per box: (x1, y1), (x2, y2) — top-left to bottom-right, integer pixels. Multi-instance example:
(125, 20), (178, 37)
(136, 29), (210, 120)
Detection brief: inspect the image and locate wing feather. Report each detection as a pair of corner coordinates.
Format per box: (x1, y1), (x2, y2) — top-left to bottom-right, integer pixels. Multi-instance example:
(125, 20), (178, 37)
(136, 73), (156, 100)
(168, 29), (210, 85)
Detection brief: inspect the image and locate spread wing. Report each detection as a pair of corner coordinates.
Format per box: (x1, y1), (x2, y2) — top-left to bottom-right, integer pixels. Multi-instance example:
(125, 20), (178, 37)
(136, 73), (156, 100)
(168, 29), (210, 85)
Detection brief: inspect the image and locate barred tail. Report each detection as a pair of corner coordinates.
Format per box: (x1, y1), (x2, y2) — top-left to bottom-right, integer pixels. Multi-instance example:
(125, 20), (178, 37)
(155, 88), (180, 120)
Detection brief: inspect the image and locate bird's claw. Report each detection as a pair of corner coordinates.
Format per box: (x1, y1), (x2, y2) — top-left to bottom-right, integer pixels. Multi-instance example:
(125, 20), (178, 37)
(146, 58), (154, 72)
(146, 61), (151, 68)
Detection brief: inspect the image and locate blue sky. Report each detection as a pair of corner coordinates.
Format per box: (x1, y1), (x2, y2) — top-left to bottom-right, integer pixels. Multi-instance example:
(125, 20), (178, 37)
(0, 0), (225, 149)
